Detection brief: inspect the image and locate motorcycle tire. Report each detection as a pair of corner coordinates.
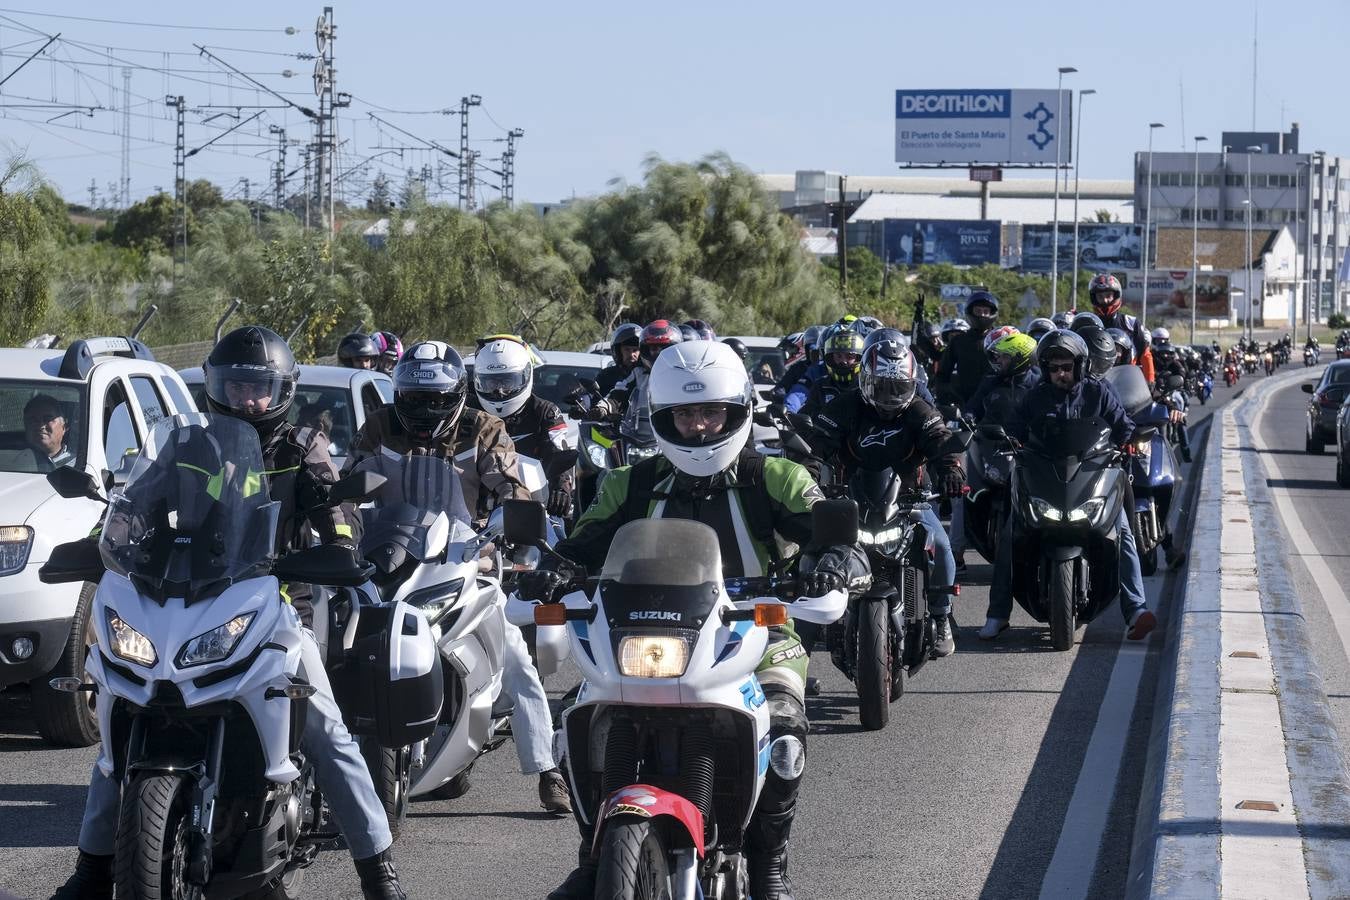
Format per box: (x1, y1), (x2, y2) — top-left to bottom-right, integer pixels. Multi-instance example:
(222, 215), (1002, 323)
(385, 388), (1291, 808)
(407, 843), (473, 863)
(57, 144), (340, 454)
(359, 738), (409, 841)
(116, 772), (202, 900)
(1139, 529), (1159, 576)
(855, 598), (891, 731)
(428, 761), (475, 801)
(1048, 559), (1076, 652)
(594, 816), (674, 900)
(30, 581), (99, 747)
(1337, 456), (1350, 489)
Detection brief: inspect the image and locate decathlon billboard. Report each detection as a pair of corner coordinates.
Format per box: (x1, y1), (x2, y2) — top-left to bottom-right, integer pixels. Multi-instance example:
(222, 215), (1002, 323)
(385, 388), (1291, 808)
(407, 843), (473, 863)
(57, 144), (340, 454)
(894, 89), (1071, 166)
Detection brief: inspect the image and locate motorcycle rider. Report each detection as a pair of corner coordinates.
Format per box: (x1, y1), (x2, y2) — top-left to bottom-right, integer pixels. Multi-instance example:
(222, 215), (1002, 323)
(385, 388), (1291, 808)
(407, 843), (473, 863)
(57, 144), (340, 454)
(1025, 317), (1057, 342)
(345, 341), (572, 814)
(528, 340), (868, 900)
(1108, 327), (1135, 366)
(912, 321), (946, 377)
(590, 319), (684, 428)
(683, 318), (717, 341)
(1152, 339), (1193, 464)
(1087, 274), (1155, 384)
(809, 328), (966, 657)
(50, 326), (408, 900)
(1070, 311), (1104, 336)
(470, 335), (577, 518)
(935, 291), (1000, 407)
(337, 332), (381, 370)
(794, 326), (865, 417)
(596, 323), (641, 395)
(371, 331), (403, 375)
(772, 325), (824, 401)
(977, 330), (1157, 642)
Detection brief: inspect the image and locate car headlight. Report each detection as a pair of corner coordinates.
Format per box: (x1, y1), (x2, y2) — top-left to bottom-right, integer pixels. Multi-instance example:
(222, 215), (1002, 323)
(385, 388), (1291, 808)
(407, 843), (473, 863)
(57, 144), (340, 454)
(617, 632), (692, 678)
(176, 613), (255, 667)
(1067, 498), (1106, 523)
(107, 609), (156, 667)
(586, 442), (609, 468)
(0, 526), (34, 577)
(1028, 497), (1062, 523)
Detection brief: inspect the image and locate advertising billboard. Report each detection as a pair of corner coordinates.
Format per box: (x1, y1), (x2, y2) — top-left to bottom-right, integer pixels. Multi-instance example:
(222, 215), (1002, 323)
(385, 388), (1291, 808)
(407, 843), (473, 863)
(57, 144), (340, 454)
(882, 219), (1002, 266)
(894, 89), (1071, 166)
(1020, 224), (1142, 273)
(1123, 270), (1231, 318)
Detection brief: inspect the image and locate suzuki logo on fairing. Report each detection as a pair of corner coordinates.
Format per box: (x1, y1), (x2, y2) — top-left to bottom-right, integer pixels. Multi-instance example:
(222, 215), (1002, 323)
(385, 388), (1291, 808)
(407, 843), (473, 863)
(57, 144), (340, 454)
(629, 610), (681, 622)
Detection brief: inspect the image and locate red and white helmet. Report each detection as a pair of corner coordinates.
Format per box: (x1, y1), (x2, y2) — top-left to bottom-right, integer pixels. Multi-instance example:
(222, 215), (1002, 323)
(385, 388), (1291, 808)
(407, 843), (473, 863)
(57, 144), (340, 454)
(1088, 274), (1124, 316)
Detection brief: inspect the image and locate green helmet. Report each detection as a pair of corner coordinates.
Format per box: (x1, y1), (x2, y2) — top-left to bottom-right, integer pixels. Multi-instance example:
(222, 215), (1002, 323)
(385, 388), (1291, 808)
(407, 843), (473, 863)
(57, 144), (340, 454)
(988, 331), (1037, 376)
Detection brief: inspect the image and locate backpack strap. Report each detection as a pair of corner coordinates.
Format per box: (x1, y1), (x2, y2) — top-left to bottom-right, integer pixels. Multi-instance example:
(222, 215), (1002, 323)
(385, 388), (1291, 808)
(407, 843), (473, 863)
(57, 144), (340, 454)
(731, 452), (779, 552)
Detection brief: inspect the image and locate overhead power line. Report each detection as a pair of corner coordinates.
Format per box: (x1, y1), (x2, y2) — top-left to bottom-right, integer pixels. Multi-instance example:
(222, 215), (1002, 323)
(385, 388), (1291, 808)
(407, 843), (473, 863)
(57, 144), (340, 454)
(0, 7), (294, 33)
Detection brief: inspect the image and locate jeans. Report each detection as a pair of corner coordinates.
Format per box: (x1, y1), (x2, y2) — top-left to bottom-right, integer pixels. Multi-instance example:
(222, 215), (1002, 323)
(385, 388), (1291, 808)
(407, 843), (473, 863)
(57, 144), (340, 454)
(921, 505), (956, 617)
(986, 508), (1146, 623)
(502, 618), (557, 775)
(79, 630), (392, 860)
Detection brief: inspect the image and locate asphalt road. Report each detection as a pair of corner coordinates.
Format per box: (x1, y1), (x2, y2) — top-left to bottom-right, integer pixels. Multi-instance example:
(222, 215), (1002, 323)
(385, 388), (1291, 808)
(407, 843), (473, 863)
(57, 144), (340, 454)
(0, 367), (1248, 900)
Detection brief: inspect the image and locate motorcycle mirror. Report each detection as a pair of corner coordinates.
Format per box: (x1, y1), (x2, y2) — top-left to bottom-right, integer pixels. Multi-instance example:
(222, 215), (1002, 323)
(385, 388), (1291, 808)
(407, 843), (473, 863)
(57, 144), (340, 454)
(753, 409), (775, 427)
(782, 432), (814, 457)
(274, 543), (373, 588)
(503, 499), (548, 547)
(811, 498), (859, 548)
(1302, 383), (1315, 394)
(580, 378), (601, 394)
(38, 538), (105, 584)
(329, 470), (386, 504)
(943, 428), (973, 453)
(785, 411), (814, 434)
(46, 466), (105, 503)
(979, 423), (1010, 442)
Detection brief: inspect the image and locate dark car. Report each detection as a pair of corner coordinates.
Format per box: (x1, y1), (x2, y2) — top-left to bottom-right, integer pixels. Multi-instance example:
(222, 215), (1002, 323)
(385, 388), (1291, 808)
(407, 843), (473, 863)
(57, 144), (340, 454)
(1335, 398), (1350, 487)
(1302, 361), (1350, 453)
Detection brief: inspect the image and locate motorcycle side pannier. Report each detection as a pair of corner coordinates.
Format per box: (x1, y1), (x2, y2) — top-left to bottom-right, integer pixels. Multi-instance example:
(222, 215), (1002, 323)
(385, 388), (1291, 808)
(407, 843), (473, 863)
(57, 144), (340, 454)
(1103, 364), (1152, 416)
(330, 599), (444, 748)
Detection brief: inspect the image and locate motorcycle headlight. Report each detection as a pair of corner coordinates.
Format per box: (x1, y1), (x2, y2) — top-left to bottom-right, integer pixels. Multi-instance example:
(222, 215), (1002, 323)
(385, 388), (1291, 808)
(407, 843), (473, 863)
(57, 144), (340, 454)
(626, 444), (660, 463)
(107, 609), (156, 667)
(1028, 497), (1062, 523)
(586, 442), (609, 468)
(616, 632), (692, 678)
(405, 578), (466, 626)
(0, 525), (34, 577)
(857, 526), (904, 545)
(1067, 498), (1106, 523)
(176, 612), (255, 668)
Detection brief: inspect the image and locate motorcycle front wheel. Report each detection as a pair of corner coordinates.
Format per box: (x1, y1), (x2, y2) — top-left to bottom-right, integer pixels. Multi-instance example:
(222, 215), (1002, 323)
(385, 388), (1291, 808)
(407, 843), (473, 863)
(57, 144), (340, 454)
(594, 817), (673, 900)
(1048, 559), (1077, 652)
(116, 772), (202, 900)
(855, 598), (891, 731)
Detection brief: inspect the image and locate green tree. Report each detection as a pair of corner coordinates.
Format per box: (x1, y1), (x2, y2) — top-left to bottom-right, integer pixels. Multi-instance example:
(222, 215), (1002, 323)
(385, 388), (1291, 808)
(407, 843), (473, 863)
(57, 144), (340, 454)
(110, 192), (178, 253)
(0, 158), (53, 345)
(186, 179), (224, 217)
(821, 246), (884, 304)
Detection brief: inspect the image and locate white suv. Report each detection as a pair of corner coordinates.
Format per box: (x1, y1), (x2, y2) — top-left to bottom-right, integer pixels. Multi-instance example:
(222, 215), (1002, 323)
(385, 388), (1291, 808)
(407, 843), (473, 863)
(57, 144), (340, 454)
(0, 337), (197, 745)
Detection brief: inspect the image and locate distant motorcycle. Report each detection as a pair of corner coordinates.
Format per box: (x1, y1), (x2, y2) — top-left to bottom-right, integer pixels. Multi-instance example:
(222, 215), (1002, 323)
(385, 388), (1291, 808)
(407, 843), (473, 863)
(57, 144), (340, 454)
(1306, 347), (1320, 367)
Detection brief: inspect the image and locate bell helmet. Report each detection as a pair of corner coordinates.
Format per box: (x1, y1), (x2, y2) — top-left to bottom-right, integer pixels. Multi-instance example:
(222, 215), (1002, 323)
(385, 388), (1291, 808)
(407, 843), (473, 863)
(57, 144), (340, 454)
(1070, 311), (1104, 335)
(721, 336), (750, 360)
(473, 337), (534, 419)
(1025, 317), (1057, 341)
(393, 341), (468, 443)
(1078, 325), (1118, 380)
(940, 318), (971, 338)
(1151, 326), (1172, 346)
(1108, 327), (1134, 365)
(859, 328), (919, 418)
(204, 325), (298, 434)
(682, 319), (717, 342)
(823, 327), (866, 383)
(1036, 329), (1090, 384)
(639, 320), (684, 369)
(1088, 274), (1124, 316)
(964, 291), (1000, 331)
(372, 331), (404, 373)
(648, 340), (754, 478)
(337, 332), (380, 368)
(988, 331), (1038, 377)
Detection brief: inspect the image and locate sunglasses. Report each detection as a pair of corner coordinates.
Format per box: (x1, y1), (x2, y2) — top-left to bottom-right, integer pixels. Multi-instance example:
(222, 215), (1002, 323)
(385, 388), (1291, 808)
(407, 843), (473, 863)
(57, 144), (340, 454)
(1045, 362), (1076, 374)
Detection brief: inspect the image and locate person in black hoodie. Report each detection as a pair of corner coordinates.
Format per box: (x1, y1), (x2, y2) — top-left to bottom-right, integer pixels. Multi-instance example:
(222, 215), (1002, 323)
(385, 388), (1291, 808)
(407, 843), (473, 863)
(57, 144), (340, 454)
(934, 290), (1000, 407)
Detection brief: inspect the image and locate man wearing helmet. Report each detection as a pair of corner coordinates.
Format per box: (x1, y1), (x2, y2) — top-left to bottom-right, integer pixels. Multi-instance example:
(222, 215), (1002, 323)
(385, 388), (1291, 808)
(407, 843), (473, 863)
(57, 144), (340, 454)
(808, 328), (965, 657)
(371, 331), (403, 375)
(977, 329), (1157, 643)
(1025, 317), (1057, 342)
(795, 326), (865, 417)
(345, 342), (571, 814)
(337, 332), (381, 369)
(773, 324), (823, 403)
(597, 322), (641, 394)
(935, 290), (1000, 407)
(525, 340), (867, 900)
(682, 318), (717, 341)
(912, 321), (947, 376)
(1088, 274), (1155, 384)
(51, 327), (409, 900)
(588, 320), (684, 435)
(469, 335), (577, 518)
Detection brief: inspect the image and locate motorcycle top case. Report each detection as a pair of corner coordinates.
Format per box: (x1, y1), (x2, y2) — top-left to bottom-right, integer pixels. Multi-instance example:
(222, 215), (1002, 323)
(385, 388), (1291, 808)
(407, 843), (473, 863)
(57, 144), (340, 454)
(330, 599), (444, 748)
(1103, 365), (1153, 417)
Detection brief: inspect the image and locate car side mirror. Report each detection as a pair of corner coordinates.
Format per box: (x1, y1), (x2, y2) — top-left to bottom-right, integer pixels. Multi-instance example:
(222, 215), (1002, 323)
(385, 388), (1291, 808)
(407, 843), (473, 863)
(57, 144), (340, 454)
(1302, 383), (1315, 394)
(330, 471), (386, 504)
(503, 499), (548, 547)
(46, 467), (104, 503)
(811, 498), (859, 548)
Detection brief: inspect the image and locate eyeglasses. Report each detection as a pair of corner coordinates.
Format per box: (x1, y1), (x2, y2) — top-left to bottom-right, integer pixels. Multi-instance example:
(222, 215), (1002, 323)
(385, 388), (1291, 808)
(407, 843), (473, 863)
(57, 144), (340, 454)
(1045, 362), (1076, 374)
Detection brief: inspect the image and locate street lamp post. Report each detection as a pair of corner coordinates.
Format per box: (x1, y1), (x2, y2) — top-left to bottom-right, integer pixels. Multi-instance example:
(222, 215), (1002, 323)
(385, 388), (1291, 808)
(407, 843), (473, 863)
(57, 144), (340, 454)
(1245, 145), (1262, 340)
(1050, 66), (1077, 317)
(1071, 88), (1096, 309)
(1140, 122), (1165, 330)
(1190, 135), (1208, 343)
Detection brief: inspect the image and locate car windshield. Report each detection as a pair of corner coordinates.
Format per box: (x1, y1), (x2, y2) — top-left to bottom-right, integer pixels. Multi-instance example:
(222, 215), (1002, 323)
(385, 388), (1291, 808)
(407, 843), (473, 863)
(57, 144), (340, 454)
(600, 519), (722, 585)
(532, 364), (605, 407)
(187, 382), (359, 460)
(0, 380), (85, 475)
(349, 453), (476, 562)
(99, 414), (280, 602)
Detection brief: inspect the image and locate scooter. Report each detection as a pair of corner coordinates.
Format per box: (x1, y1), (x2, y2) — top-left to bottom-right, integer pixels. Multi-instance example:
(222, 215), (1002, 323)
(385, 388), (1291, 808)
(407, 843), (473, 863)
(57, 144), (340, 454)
(961, 423), (1014, 562)
(1106, 366), (1183, 577)
(39, 414), (439, 898)
(508, 503), (852, 900)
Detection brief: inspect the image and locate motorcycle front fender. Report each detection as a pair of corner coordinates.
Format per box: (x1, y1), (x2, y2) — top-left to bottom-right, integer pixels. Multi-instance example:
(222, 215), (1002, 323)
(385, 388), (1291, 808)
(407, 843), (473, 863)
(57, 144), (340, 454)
(1042, 544), (1083, 562)
(594, 783), (707, 859)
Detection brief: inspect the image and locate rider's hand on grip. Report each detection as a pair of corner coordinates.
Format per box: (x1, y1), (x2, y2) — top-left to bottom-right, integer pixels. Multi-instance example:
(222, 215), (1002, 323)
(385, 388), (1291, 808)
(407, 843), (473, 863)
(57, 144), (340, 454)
(940, 468), (967, 499)
(546, 489), (573, 518)
(801, 569), (845, 597)
(517, 569), (569, 603)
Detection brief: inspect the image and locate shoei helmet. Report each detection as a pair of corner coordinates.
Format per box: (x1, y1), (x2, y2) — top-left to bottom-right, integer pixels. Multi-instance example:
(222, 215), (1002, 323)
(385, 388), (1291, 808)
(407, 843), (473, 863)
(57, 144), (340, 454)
(1151, 326), (1171, 346)
(204, 326), (298, 433)
(721, 336), (750, 361)
(1079, 325), (1118, 379)
(823, 327), (866, 383)
(964, 291), (1000, 330)
(1088, 274), (1124, 316)
(393, 341), (468, 443)
(682, 319), (717, 342)
(336, 332), (380, 368)
(372, 331), (404, 373)
(648, 340), (754, 477)
(1070, 311), (1104, 335)
(1035, 329), (1090, 383)
(988, 331), (1038, 377)
(859, 328), (919, 418)
(639, 320), (684, 369)
(473, 337), (534, 419)
(609, 322), (642, 366)
(1108, 328), (1134, 365)
(1025, 317), (1057, 341)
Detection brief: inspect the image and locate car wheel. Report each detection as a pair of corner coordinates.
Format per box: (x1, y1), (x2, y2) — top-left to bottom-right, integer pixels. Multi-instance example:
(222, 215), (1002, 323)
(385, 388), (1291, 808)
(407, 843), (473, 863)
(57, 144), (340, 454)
(1081, 248), (1098, 263)
(30, 582), (99, 747)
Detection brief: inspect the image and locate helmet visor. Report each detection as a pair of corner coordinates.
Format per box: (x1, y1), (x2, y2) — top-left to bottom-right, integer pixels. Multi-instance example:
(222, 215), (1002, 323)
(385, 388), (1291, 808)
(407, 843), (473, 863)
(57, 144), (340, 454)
(205, 365), (293, 421)
(474, 369), (529, 401)
(652, 402), (750, 448)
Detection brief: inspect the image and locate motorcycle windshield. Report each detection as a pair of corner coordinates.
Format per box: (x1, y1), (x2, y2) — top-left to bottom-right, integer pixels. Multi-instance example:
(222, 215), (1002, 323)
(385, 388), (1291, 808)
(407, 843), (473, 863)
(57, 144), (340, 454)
(1026, 417), (1113, 458)
(99, 414), (280, 602)
(619, 374), (656, 445)
(848, 468), (901, 528)
(598, 519), (722, 625)
(349, 453), (476, 561)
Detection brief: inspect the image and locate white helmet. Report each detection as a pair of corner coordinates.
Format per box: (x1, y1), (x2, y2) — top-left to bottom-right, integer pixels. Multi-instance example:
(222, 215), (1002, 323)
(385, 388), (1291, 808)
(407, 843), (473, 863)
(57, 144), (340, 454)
(473, 338), (533, 418)
(1151, 327), (1171, 345)
(648, 340), (754, 478)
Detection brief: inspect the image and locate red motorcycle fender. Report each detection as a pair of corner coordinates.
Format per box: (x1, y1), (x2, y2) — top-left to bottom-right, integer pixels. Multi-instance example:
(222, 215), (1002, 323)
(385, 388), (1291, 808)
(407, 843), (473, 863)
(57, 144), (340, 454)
(592, 784), (706, 859)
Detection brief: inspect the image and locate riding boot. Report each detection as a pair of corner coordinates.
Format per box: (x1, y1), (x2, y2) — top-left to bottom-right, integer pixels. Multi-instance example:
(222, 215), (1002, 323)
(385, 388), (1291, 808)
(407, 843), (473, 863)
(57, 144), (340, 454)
(49, 851), (113, 900)
(353, 847), (407, 900)
(547, 819), (597, 900)
(745, 800), (797, 900)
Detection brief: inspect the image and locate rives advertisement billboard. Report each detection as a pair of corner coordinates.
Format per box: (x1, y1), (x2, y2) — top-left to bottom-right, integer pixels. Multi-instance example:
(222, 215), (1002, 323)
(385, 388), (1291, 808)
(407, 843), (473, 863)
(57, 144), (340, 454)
(882, 219), (1002, 266)
(894, 89), (1071, 166)
(1020, 224), (1142, 273)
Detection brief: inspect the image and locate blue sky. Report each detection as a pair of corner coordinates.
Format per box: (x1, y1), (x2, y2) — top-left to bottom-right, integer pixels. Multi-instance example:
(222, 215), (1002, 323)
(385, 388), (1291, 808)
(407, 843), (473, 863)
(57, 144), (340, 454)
(0, 0), (1339, 208)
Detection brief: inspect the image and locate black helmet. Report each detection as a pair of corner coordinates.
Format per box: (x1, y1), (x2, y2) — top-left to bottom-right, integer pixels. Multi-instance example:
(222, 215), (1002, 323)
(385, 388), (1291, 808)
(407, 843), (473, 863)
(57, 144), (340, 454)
(721, 336), (750, 360)
(964, 291), (999, 331)
(678, 324), (700, 342)
(1107, 327), (1134, 365)
(337, 332), (380, 368)
(802, 324), (827, 363)
(682, 319), (717, 342)
(610, 322), (642, 366)
(859, 328), (918, 417)
(204, 326), (298, 434)
(1036, 329), (1090, 384)
(1078, 325), (1117, 379)
(392, 341), (468, 443)
(1025, 317), (1057, 341)
(1070, 311), (1104, 336)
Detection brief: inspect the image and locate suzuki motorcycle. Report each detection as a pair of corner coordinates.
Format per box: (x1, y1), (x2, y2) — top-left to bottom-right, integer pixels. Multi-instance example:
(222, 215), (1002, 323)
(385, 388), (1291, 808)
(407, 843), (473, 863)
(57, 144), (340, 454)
(40, 414), (439, 899)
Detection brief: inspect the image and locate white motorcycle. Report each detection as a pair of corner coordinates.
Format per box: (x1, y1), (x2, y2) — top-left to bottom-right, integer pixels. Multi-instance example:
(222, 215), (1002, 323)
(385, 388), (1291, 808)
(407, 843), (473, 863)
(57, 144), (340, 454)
(506, 503), (852, 899)
(40, 414), (440, 899)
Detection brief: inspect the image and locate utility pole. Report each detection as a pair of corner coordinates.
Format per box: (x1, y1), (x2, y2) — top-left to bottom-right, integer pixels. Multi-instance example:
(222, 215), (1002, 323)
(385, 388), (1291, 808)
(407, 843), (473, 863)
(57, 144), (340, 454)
(120, 67), (131, 208)
(502, 127), (524, 207)
(457, 93), (481, 210)
(270, 125), (288, 209)
(837, 175), (849, 299)
(464, 149), (480, 212)
(165, 94), (186, 278)
(88, 179), (97, 211)
(312, 8), (349, 235)
(302, 146), (312, 229)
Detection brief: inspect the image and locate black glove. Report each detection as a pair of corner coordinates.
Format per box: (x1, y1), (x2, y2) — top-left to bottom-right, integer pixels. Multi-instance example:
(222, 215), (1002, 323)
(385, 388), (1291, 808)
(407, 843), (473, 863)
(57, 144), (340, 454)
(940, 468), (966, 499)
(802, 548), (850, 596)
(547, 489), (572, 518)
(516, 569), (568, 602)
